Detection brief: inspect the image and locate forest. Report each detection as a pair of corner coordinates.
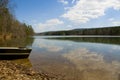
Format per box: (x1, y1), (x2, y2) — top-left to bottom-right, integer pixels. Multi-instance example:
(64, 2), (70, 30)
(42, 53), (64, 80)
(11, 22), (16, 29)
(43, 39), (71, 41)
(0, 0), (34, 39)
(37, 26), (120, 35)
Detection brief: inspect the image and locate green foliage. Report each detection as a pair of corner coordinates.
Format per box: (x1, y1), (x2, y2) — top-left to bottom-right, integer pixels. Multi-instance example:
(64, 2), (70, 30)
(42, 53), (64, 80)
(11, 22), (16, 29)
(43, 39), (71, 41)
(38, 26), (120, 35)
(0, 0), (34, 38)
(25, 24), (34, 36)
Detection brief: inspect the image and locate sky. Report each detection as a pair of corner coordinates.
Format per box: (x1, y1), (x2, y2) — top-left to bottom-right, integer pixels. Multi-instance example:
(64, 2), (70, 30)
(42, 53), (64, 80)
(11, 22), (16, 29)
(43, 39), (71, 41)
(13, 0), (120, 33)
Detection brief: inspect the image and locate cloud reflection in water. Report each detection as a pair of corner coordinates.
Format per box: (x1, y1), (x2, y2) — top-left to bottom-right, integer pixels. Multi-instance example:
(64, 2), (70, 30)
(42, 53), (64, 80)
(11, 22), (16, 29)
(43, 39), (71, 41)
(38, 42), (63, 52)
(63, 48), (120, 80)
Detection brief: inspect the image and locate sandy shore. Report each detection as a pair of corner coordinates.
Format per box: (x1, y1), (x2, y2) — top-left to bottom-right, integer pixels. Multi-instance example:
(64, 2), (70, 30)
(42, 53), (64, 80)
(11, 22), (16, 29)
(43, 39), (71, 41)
(0, 60), (58, 80)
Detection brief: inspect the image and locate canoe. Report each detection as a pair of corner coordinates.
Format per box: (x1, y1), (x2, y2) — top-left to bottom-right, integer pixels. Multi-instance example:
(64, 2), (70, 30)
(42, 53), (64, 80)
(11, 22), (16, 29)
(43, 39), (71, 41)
(0, 47), (32, 60)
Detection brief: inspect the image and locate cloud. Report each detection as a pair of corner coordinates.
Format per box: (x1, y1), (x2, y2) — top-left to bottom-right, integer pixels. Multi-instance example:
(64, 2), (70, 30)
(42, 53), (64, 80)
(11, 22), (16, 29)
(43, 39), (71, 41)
(72, 0), (75, 4)
(63, 48), (120, 80)
(62, 0), (120, 24)
(112, 45), (120, 50)
(108, 18), (120, 26)
(72, 0), (77, 4)
(58, 0), (68, 5)
(39, 42), (63, 52)
(38, 18), (64, 27)
(35, 18), (64, 32)
(112, 21), (120, 25)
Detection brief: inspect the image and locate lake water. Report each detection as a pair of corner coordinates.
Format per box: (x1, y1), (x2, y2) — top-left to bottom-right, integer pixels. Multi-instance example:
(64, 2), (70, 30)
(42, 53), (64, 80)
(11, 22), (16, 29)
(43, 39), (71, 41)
(1, 36), (120, 80)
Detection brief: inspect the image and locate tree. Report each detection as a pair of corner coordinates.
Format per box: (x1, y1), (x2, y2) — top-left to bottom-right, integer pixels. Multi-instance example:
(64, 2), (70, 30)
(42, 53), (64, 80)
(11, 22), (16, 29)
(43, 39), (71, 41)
(0, 0), (34, 39)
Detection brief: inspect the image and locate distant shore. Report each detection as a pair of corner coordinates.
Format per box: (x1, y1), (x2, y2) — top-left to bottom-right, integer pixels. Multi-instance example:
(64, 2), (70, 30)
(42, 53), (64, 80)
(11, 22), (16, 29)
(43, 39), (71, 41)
(0, 60), (57, 80)
(36, 26), (120, 36)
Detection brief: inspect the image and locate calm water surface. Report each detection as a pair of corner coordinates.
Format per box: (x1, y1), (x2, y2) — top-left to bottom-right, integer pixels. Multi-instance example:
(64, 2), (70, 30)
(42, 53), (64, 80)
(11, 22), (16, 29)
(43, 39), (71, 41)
(1, 36), (120, 80)
(29, 36), (120, 80)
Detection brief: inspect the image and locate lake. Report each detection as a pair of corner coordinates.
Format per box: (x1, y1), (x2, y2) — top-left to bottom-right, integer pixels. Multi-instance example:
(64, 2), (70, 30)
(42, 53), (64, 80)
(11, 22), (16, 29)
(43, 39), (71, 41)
(1, 36), (120, 80)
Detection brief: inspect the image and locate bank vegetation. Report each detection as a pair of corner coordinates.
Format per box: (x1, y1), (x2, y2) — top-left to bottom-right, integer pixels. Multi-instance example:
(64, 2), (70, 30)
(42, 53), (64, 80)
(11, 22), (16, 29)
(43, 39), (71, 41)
(0, 0), (34, 39)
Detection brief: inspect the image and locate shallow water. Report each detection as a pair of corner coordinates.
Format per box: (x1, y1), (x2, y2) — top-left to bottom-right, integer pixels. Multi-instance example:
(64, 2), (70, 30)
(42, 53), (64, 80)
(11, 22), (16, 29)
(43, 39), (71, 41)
(1, 36), (120, 80)
(28, 36), (120, 80)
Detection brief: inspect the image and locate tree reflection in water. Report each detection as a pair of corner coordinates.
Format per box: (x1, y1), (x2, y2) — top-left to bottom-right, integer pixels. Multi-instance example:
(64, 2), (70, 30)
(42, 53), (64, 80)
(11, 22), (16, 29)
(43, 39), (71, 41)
(0, 37), (34, 47)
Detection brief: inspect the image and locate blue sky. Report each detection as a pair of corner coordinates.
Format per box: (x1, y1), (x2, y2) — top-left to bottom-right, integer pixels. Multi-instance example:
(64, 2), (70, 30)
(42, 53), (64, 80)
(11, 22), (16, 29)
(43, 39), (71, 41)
(13, 0), (120, 33)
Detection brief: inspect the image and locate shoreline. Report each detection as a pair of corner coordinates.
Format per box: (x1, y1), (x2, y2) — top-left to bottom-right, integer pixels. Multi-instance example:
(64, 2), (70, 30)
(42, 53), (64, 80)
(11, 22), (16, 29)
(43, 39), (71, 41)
(0, 60), (57, 80)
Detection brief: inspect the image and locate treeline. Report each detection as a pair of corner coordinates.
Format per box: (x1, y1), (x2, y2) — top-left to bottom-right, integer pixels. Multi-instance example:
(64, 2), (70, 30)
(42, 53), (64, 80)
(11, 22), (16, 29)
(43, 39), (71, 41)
(37, 26), (120, 35)
(0, 0), (34, 39)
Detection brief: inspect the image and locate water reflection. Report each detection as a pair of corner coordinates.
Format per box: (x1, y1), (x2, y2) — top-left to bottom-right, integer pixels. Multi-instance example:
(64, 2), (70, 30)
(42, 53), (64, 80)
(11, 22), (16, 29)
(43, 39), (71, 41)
(0, 37), (34, 67)
(1, 36), (120, 80)
(30, 36), (120, 80)
(38, 40), (63, 52)
(11, 58), (32, 68)
(63, 48), (120, 80)
(47, 36), (120, 45)
(0, 37), (34, 47)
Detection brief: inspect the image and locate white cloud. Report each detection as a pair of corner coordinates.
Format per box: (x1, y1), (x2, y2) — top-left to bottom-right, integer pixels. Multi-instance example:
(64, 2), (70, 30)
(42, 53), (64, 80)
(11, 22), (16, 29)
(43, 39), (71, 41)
(72, 0), (76, 4)
(35, 18), (64, 32)
(108, 18), (120, 26)
(39, 18), (64, 27)
(63, 48), (120, 80)
(112, 45), (120, 50)
(58, 0), (68, 5)
(62, 0), (120, 24)
(112, 21), (120, 25)
(72, 0), (79, 4)
(39, 42), (63, 52)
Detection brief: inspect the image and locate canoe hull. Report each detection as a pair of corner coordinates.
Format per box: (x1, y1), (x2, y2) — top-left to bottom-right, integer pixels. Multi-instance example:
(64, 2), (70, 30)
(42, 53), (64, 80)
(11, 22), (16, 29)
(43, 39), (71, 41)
(0, 49), (31, 53)
(0, 55), (29, 60)
(0, 47), (32, 60)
